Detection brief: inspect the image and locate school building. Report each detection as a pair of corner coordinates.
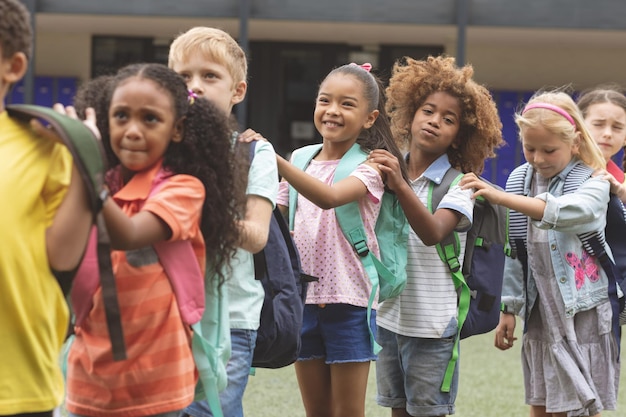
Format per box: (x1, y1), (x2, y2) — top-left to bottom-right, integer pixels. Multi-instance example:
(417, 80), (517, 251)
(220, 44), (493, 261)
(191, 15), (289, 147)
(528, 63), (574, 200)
(15, 0), (626, 186)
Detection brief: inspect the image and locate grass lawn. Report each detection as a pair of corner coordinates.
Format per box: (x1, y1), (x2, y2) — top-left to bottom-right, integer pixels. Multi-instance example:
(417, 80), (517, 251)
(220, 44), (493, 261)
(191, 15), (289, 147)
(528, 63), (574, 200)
(243, 327), (626, 416)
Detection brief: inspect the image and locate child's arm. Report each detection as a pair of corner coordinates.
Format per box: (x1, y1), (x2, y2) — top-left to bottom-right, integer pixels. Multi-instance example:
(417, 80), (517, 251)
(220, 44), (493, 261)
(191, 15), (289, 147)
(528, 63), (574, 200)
(277, 154), (371, 209)
(237, 195), (273, 254)
(29, 118), (93, 271)
(368, 149), (463, 246)
(101, 197), (172, 250)
(46, 164), (92, 271)
(460, 173), (547, 220)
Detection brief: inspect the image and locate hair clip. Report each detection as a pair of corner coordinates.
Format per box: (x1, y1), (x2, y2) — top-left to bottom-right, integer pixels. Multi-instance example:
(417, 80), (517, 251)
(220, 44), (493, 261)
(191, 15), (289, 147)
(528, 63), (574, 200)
(188, 89), (198, 105)
(350, 62), (372, 73)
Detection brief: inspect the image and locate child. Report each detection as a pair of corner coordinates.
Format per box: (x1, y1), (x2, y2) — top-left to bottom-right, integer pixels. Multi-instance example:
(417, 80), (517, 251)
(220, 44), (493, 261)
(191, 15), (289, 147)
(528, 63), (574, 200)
(461, 90), (617, 417)
(577, 86), (626, 201)
(0, 1), (92, 415)
(367, 55), (503, 417)
(64, 63), (244, 417)
(168, 27), (279, 417)
(274, 62), (406, 417)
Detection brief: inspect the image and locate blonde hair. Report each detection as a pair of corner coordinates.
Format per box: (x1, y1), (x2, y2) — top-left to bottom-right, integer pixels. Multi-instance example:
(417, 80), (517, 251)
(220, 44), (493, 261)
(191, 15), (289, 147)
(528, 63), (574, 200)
(515, 90), (606, 170)
(385, 56), (503, 174)
(168, 26), (247, 87)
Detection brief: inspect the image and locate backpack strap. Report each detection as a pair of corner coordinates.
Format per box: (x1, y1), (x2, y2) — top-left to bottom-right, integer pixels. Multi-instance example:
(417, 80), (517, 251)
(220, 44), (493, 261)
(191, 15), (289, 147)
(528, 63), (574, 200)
(190, 291), (228, 417)
(6, 104), (108, 213)
(563, 164), (622, 347)
(6, 104), (128, 361)
(288, 143), (323, 230)
(428, 167), (471, 393)
(332, 143), (386, 353)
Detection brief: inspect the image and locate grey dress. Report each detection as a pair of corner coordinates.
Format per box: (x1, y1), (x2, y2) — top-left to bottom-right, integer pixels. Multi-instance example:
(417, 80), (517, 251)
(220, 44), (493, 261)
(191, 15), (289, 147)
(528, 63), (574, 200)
(522, 173), (620, 416)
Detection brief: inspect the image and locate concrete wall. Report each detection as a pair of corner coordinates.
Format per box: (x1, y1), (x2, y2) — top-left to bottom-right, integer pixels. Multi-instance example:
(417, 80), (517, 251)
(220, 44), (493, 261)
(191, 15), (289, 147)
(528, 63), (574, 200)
(31, 29), (626, 92)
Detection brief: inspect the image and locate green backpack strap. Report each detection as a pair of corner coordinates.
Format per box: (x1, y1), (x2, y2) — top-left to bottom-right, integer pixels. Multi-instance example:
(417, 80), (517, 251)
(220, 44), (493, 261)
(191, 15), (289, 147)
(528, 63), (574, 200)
(428, 168), (471, 393)
(6, 104), (127, 361)
(190, 262), (230, 417)
(332, 144), (385, 353)
(288, 143), (324, 230)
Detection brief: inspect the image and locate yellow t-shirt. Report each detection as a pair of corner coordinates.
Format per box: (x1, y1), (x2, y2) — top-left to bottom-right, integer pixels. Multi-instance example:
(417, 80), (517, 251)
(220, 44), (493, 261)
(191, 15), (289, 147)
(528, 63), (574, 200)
(0, 111), (73, 414)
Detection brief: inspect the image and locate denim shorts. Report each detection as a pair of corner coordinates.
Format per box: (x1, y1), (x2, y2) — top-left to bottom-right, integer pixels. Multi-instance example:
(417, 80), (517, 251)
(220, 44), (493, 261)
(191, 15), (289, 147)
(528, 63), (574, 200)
(375, 325), (459, 417)
(299, 303), (377, 364)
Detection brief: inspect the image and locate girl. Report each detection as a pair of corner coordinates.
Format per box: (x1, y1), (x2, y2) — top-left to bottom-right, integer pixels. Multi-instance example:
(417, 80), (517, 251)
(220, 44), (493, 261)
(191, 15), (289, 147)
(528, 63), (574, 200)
(367, 55), (503, 417)
(577, 86), (626, 201)
(275, 63), (406, 417)
(461, 90), (617, 417)
(64, 63), (244, 417)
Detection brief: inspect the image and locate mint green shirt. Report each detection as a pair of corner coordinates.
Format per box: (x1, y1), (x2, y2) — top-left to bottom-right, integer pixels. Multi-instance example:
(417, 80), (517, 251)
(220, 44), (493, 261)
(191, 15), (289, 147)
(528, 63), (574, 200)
(228, 140), (278, 330)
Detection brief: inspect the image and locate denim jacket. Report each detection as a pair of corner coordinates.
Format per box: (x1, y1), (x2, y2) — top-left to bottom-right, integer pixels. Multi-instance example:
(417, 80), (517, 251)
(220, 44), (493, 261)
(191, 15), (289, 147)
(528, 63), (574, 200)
(501, 160), (611, 321)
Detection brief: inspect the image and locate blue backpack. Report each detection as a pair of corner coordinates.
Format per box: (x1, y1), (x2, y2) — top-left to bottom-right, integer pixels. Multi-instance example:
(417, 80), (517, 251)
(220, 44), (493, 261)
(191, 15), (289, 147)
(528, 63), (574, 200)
(288, 142), (409, 353)
(239, 141), (310, 369)
(428, 167), (509, 392)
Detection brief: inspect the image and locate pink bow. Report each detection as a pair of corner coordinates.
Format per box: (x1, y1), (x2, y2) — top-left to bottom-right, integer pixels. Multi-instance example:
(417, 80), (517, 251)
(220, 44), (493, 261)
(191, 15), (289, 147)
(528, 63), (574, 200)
(188, 89), (198, 104)
(350, 62), (372, 72)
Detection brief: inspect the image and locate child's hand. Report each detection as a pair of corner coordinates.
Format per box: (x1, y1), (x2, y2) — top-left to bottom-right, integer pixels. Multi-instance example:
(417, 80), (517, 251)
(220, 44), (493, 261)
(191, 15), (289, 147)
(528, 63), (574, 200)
(459, 173), (502, 204)
(52, 103), (101, 140)
(595, 169), (626, 201)
(238, 128), (267, 143)
(494, 312), (517, 350)
(367, 149), (404, 192)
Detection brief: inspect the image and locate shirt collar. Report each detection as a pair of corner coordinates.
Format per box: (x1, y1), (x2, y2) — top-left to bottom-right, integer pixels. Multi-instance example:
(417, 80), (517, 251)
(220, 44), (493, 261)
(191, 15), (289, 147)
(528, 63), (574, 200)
(554, 158), (583, 183)
(406, 152), (452, 184)
(113, 159), (165, 202)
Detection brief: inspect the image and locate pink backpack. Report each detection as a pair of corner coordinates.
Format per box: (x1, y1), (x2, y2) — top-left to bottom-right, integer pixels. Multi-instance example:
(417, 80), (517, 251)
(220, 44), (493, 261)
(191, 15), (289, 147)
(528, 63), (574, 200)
(71, 170), (206, 347)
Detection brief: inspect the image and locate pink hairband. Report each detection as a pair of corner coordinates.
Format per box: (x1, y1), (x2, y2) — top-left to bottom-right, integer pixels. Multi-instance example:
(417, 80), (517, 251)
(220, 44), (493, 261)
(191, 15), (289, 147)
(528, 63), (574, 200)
(521, 102), (575, 126)
(349, 62), (372, 73)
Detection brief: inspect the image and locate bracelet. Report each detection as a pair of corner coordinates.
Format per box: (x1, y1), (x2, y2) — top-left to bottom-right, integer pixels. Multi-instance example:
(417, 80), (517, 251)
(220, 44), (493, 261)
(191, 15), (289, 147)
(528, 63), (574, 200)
(500, 303), (514, 315)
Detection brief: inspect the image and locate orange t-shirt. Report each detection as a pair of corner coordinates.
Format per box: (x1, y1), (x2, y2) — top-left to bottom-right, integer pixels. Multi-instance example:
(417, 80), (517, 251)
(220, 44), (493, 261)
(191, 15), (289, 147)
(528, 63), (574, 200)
(66, 162), (205, 417)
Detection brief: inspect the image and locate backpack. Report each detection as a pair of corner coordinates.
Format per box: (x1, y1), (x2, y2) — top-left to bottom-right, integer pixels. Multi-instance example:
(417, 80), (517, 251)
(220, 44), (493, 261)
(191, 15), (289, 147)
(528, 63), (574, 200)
(288, 142), (409, 353)
(237, 140), (309, 369)
(507, 162), (626, 342)
(68, 169), (230, 417)
(428, 167), (509, 393)
(4, 104), (129, 359)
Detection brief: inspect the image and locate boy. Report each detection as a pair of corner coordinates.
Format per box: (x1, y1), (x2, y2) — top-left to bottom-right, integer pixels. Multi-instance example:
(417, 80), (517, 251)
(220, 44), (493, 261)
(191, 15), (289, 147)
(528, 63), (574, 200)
(168, 27), (279, 417)
(0, 0), (93, 415)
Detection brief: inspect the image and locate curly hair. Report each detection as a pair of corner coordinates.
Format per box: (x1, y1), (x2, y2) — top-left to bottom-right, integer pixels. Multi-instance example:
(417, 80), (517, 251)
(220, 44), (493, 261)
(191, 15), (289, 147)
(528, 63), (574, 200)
(385, 56), (503, 174)
(73, 75), (116, 166)
(0, 0), (32, 60)
(324, 64), (408, 181)
(517, 90), (606, 171)
(577, 84), (626, 171)
(104, 63), (246, 283)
